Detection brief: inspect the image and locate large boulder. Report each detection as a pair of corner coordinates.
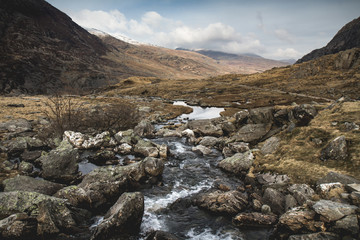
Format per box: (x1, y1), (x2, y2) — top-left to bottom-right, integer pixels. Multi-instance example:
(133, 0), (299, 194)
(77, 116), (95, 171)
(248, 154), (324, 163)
(233, 124), (271, 143)
(186, 119), (223, 137)
(38, 140), (79, 184)
(278, 207), (322, 233)
(218, 151), (254, 175)
(0, 213), (37, 240)
(78, 157), (163, 210)
(312, 199), (358, 222)
(0, 191), (67, 219)
(91, 192), (144, 240)
(288, 184), (315, 205)
(193, 190), (248, 215)
(262, 188), (285, 215)
(54, 185), (90, 209)
(320, 136), (348, 161)
(134, 120), (155, 138)
(199, 136), (220, 148)
(333, 214), (359, 235)
(248, 107), (274, 124)
(232, 212), (277, 227)
(3, 175), (64, 196)
(36, 199), (90, 237)
(134, 139), (159, 157)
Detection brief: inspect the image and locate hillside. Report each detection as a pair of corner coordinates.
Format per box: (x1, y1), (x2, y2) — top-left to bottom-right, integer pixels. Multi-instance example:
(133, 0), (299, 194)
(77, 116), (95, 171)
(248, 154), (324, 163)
(297, 16), (360, 63)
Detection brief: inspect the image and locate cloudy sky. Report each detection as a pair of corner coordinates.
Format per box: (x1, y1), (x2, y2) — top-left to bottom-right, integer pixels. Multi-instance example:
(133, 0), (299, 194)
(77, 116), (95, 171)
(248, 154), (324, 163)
(47, 0), (359, 60)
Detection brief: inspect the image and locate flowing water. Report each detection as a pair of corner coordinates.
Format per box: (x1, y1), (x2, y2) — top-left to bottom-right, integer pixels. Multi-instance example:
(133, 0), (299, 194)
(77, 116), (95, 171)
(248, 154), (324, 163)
(85, 101), (271, 239)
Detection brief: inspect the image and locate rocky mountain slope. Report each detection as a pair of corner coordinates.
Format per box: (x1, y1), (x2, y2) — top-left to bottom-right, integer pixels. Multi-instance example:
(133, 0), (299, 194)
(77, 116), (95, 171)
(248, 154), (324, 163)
(183, 49), (290, 73)
(297, 16), (360, 63)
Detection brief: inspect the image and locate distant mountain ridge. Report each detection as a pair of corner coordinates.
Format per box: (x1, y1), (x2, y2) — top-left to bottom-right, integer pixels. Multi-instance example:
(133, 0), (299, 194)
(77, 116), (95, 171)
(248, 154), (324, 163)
(297, 16), (360, 63)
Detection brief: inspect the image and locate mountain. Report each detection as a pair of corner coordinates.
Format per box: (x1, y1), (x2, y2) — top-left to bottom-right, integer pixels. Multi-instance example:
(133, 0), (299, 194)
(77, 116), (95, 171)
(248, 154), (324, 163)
(297, 16), (360, 63)
(0, 0), (112, 94)
(178, 49), (290, 74)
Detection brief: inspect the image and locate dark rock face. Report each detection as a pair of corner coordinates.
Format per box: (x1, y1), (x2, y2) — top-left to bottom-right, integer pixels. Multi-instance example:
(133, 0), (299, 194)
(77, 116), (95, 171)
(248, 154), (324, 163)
(0, 0), (109, 94)
(296, 16), (360, 63)
(3, 175), (64, 196)
(91, 192), (144, 240)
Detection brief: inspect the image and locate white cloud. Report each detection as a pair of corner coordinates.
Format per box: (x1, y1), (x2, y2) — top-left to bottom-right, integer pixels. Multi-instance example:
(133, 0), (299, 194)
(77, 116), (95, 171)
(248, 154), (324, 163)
(271, 48), (302, 59)
(274, 29), (295, 43)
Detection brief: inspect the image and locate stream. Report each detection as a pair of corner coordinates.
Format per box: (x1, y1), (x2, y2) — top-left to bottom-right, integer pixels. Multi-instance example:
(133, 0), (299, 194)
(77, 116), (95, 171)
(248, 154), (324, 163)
(85, 101), (271, 239)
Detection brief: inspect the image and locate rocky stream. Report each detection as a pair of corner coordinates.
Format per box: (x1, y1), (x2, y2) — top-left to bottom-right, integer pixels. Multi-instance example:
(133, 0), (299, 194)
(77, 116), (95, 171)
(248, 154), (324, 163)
(0, 100), (359, 240)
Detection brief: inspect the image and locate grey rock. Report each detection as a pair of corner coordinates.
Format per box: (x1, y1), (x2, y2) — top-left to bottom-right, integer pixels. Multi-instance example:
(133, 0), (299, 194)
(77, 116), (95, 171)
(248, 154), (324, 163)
(221, 121), (236, 135)
(285, 194), (298, 211)
(317, 182), (345, 200)
(263, 188), (285, 215)
(248, 107), (274, 124)
(228, 142), (249, 153)
(187, 119), (223, 137)
(234, 123), (271, 143)
(312, 199), (358, 222)
(316, 171), (360, 185)
(3, 175), (64, 196)
(279, 207), (320, 232)
(36, 199), (90, 236)
(288, 232), (340, 240)
(234, 110), (249, 127)
(320, 136), (348, 161)
(39, 140), (79, 184)
(0, 213), (37, 239)
(88, 150), (116, 165)
(334, 214), (359, 234)
(134, 139), (159, 157)
(54, 186), (90, 208)
(91, 192), (144, 240)
(0, 119), (32, 133)
(288, 184), (315, 205)
(134, 120), (155, 138)
(218, 151), (254, 174)
(261, 204), (272, 214)
(232, 212), (277, 227)
(256, 173), (290, 187)
(7, 137), (28, 154)
(261, 136), (280, 155)
(346, 183), (360, 192)
(199, 136), (219, 147)
(194, 190), (248, 215)
(18, 161), (34, 173)
(192, 145), (212, 155)
(20, 150), (42, 162)
(144, 157), (165, 177)
(349, 191), (360, 206)
(0, 191), (68, 218)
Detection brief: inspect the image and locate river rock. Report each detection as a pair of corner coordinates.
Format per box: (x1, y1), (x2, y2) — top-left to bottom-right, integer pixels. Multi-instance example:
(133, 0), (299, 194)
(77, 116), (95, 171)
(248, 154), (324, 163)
(194, 190), (248, 215)
(18, 161), (34, 173)
(285, 194), (298, 211)
(291, 104), (317, 126)
(114, 129), (134, 144)
(288, 232), (340, 240)
(88, 150), (116, 165)
(248, 107), (274, 124)
(192, 145), (212, 155)
(263, 188), (285, 215)
(221, 121), (236, 135)
(134, 120), (155, 138)
(346, 183), (360, 192)
(234, 110), (249, 127)
(181, 129), (196, 143)
(20, 150), (42, 162)
(256, 173), (290, 187)
(312, 199), (358, 222)
(349, 191), (360, 206)
(233, 123), (271, 143)
(115, 143), (132, 154)
(91, 192), (144, 240)
(134, 139), (159, 157)
(334, 214), (359, 234)
(159, 144), (168, 159)
(54, 185), (90, 208)
(146, 230), (179, 240)
(199, 136), (220, 147)
(288, 184), (315, 205)
(38, 140), (79, 184)
(320, 136), (348, 161)
(36, 199), (90, 236)
(228, 142), (249, 153)
(79, 157), (163, 210)
(278, 207), (320, 232)
(64, 131), (113, 149)
(218, 151), (254, 174)
(317, 182), (345, 199)
(317, 171), (360, 185)
(186, 119), (223, 137)
(0, 213), (37, 239)
(232, 212), (278, 227)
(3, 175), (64, 196)
(0, 119), (32, 133)
(7, 137), (28, 155)
(0, 191), (68, 219)
(261, 136), (280, 155)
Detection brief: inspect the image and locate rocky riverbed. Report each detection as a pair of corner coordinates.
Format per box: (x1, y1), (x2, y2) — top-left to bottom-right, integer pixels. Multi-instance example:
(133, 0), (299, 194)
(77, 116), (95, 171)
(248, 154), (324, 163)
(0, 99), (359, 239)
